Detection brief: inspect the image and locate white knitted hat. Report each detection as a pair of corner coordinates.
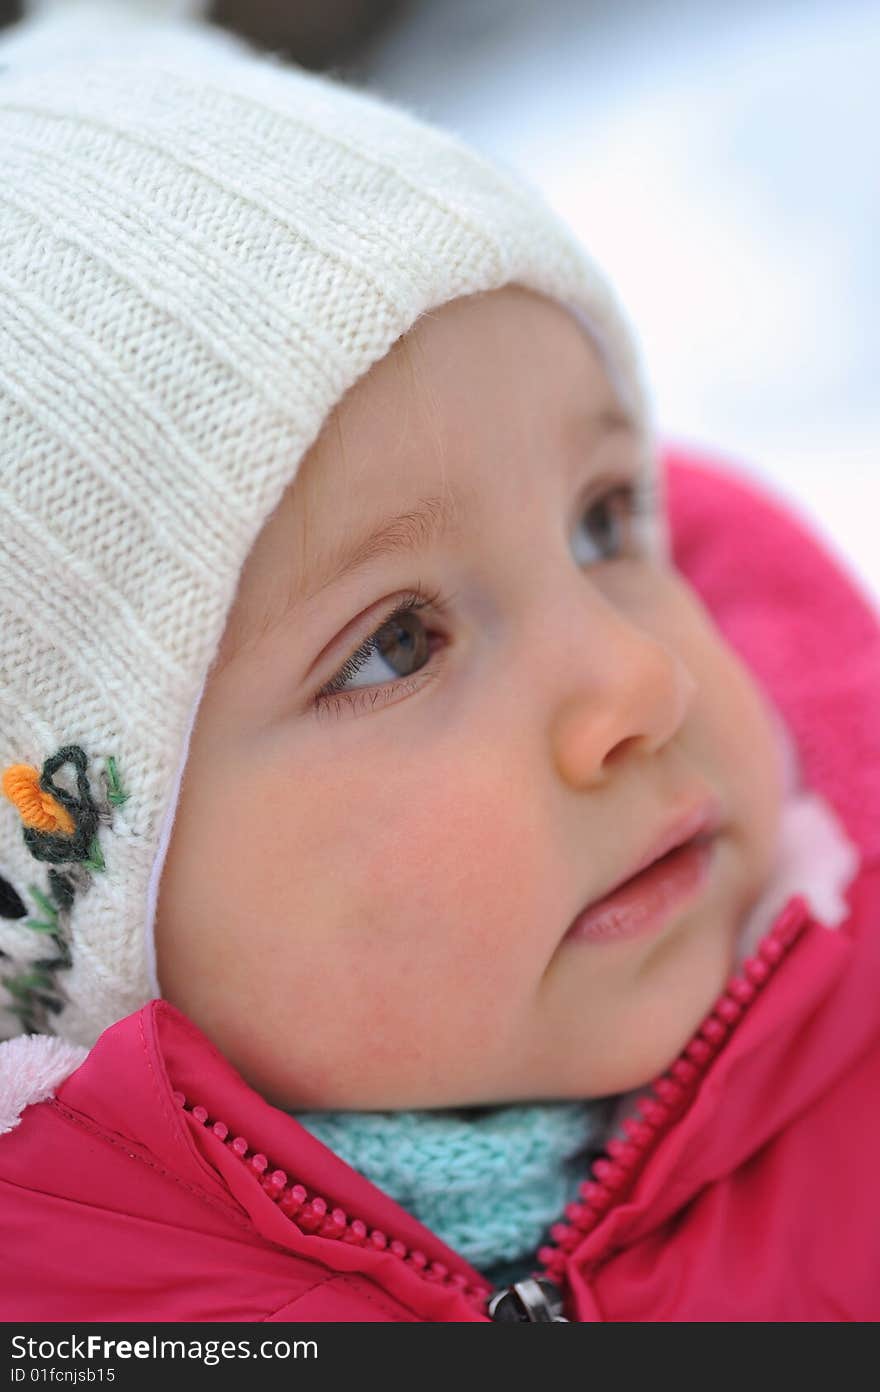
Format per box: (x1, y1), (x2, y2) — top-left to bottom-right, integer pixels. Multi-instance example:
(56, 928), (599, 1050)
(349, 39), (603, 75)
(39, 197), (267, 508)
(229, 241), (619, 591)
(0, 0), (664, 1046)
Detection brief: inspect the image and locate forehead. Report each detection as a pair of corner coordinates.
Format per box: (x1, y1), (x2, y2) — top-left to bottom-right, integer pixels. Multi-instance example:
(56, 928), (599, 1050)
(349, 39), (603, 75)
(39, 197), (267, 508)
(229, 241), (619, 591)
(222, 287), (633, 657)
(293, 286), (628, 531)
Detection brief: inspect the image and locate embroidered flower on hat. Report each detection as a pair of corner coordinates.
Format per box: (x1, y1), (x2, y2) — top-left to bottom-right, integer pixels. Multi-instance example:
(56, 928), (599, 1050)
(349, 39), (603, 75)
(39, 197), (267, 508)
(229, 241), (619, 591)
(1, 746), (129, 1035)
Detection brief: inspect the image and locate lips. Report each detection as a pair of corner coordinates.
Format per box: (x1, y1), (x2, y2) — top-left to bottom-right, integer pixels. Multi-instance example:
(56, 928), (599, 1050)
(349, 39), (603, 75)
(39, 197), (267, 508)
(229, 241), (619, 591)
(573, 796), (723, 925)
(566, 834), (717, 945)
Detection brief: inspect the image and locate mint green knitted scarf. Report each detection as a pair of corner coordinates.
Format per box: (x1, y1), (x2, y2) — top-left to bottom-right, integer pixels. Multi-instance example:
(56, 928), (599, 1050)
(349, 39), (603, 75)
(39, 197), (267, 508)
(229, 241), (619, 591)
(292, 1099), (613, 1283)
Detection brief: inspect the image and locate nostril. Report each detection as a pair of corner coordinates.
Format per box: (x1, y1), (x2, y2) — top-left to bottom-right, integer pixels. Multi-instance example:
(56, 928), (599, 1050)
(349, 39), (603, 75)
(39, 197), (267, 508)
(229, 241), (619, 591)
(604, 734), (651, 767)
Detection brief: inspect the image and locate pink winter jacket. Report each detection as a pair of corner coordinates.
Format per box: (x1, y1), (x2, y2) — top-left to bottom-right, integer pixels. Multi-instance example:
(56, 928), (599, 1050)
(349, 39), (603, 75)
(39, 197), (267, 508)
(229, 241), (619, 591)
(1, 446), (878, 1322)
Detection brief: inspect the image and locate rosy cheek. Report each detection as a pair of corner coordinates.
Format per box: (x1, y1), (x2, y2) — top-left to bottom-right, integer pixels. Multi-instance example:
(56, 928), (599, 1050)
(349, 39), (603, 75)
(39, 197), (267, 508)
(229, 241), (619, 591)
(357, 768), (549, 982)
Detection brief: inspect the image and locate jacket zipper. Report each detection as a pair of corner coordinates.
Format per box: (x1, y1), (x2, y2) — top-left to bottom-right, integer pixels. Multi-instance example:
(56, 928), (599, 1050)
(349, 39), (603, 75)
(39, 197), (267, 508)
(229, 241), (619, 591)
(173, 893), (810, 1322)
(172, 1095), (493, 1315)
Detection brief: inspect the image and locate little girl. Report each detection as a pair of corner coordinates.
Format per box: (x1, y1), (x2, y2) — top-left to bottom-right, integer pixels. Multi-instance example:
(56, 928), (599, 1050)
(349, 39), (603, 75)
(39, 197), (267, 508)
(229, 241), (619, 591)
(1, 0), (878, 1322)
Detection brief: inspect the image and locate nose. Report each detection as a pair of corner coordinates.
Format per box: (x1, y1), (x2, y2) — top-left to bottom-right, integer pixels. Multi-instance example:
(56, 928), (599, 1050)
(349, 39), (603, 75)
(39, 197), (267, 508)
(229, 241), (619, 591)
(550, 605), (698, 789)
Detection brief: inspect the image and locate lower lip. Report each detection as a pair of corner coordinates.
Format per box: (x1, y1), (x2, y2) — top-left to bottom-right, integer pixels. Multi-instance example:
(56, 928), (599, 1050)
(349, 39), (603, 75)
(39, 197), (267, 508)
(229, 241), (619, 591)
(565, 836), (717, 946)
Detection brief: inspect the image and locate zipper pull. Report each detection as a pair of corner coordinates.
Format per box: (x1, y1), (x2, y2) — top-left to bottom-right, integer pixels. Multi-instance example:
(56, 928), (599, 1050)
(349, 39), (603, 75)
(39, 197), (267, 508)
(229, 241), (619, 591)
(487, 1277), (569, 1322)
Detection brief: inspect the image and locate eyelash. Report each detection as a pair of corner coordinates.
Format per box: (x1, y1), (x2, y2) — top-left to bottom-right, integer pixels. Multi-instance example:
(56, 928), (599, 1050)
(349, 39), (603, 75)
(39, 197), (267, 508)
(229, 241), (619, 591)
(314, 582), (448, 719)
(312, 478), (656, 718)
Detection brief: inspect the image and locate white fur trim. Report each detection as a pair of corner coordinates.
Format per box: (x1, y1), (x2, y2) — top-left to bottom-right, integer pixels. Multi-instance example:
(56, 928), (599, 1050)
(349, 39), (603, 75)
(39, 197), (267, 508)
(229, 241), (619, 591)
(735, 787), (860, 966)
(0, 1034), (89, 1136)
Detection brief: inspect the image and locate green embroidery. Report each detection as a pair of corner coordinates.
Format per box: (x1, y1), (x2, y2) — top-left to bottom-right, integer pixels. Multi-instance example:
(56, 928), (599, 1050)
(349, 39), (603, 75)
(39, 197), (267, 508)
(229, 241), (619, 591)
(83, 833), (105, 874)
(105, 757), (130, 807)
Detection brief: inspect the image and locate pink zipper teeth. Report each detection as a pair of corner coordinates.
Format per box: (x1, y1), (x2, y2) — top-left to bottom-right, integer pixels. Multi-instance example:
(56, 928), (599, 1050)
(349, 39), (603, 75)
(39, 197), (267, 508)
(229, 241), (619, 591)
(172, 1091), (492, 1313)
(535, 895), (810, 1282)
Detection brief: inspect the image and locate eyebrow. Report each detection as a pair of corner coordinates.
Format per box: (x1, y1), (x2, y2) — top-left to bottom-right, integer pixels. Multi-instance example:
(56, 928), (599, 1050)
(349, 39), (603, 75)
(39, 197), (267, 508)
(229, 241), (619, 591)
(295, 491), (462, 606)
(297, 403), (634, 605)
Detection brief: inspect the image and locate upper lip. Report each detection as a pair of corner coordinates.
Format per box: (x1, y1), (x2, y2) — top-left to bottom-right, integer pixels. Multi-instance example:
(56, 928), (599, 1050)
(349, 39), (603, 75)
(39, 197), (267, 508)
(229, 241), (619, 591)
(576, 795), (724, 917)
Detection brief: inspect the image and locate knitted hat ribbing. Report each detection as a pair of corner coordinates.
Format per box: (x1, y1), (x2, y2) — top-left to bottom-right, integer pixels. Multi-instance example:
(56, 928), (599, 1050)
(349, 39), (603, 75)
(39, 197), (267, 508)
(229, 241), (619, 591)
(0, 0), (664, 1046)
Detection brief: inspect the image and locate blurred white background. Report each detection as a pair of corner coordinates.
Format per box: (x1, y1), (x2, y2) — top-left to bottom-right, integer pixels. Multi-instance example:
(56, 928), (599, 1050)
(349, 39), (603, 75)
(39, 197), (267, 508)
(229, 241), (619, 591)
(359, 0), (879, 604)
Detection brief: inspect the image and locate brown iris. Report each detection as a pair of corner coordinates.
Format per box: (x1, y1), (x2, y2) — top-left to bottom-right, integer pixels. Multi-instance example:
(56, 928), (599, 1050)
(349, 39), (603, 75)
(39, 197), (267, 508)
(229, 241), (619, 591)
(373, 609), (430, 679)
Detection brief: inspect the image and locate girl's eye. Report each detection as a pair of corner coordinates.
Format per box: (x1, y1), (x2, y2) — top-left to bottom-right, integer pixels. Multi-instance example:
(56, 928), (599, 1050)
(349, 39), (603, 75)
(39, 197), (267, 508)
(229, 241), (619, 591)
(314, 585), (444, 718)
(313, 479), (654, 717)
(573, 481), (650, 566)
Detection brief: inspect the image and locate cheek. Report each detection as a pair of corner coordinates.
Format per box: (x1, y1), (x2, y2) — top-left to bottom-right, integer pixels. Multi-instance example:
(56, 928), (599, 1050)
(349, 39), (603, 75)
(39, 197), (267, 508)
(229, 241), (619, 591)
(686, 632), (786, 890)
(662, 577), (785, 823)
(343, 762), (543, 968)
(236, 747), (551, 1106)
(711, 648), (783, 809)
(300, 739), (556, 1056)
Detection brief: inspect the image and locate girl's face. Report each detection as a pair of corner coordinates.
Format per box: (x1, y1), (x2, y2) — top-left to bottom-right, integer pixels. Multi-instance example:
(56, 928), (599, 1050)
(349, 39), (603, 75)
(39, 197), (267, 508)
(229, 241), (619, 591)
(154, 286), (784, 1109)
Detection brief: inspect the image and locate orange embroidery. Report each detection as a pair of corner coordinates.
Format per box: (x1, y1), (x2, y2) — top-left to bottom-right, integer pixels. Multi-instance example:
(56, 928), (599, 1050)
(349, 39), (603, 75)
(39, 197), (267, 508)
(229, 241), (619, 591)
(1, 764), (76, 837)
